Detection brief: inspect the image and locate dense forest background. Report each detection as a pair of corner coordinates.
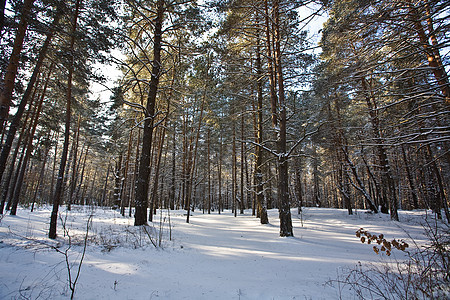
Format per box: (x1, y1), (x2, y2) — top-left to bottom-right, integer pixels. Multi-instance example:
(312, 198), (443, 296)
(0, 0), (448, 238)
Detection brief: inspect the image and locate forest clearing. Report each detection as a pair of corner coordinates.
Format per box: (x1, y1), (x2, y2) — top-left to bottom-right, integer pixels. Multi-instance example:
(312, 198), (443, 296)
(0, 0), (449, 298)
(1, 206), (446, 299)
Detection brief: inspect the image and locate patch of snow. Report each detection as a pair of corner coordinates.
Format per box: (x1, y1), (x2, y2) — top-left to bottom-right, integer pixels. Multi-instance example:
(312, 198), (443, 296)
(0, 206), (432, 299)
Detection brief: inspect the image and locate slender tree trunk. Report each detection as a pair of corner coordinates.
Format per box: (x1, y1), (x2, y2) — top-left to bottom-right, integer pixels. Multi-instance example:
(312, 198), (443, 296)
(232, 121), (237, 217)
(88, 169), (97, 206)
(0, 0), (6, 35)
(31, 131), (52, 211)
(130, 128), (140, 215)
(10, 65), (48, 215)
(101, 162), (111, 207)
(74, 142), (90, 205)
(264, 0), (278, 128)
(149, 119), (167, 222)
(0, 0), (35, 134)
(273, 0), (293, 236)
(170, 122), (176, 210)
(401, 145), (419, 209)
(186, 96), (205, 223)
(0, 97), (34, 214)
(49, 128), (59, 203)
(134, 0), (164, 226)
(408, 1), (450, 103)
(0, 8), (61, 183)
(361, 78), (398, 220)
(312, 145), (321, 208)
(67, 116), (81, 211)
(113, 153), (123, 208)
(426, 145), (449, 222)
(181, 113), (187, 210)
(342, 146), (378, 213)
(121, 129), (133, 216)
(240, 115), (245, 214)
(218, 134), (222, 214)
(333, 95), (352, 214)
(49, 0), (81, 239)
(207, 129), (211, 214)
(254, 26), (268, 223)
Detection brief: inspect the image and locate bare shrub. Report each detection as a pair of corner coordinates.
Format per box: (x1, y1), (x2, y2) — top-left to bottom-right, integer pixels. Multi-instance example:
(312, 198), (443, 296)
(330, 222), (449, 299)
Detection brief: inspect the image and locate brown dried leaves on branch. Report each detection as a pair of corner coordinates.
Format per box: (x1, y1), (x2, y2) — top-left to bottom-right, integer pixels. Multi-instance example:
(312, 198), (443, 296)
(356, 228), (409, 256)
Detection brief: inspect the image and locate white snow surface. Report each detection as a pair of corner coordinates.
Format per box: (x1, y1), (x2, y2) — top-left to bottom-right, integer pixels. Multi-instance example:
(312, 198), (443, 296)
(0, 206), (431, 299)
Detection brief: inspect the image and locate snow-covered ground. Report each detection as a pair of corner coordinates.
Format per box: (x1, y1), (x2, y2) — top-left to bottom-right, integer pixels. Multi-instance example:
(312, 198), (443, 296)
(0, 206), (432, 299)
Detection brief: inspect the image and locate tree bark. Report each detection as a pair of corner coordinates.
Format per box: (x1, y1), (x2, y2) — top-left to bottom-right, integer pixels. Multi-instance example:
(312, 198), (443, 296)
(342, 146), (378, 213)
(67, 116), (81, 211)
(408, 0), (450, 104)
(0, 0), (35, 134)
(0, 97), (34, 214)
(121, 129), (133, 216)
(0, 6), (61, 183)
(218, 134), (223, 214)
(170, 122), (176, 210)
(10, 64), (49, 215)
(232, 120), (237, 217)
(240, 114), (245, 214)
(134, 0), (164, 226)
(254, 24), (268, 223)
(361, 78), (398, 220)
(207, 129), (211, 214)
(273, 0), (293, 236)
(31, 131), (53, 211)
(49, 0), (81, 239)
(186, 96), (205, 223)
(0, 0), (6, 35)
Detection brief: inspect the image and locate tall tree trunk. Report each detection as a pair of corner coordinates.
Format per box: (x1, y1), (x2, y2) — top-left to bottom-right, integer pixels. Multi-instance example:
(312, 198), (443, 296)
(232, 120), (237, 217)
(264, 0), (278, 128)
(149, 119), (167, 221)
(333, 95), (352, 214)
(0, 0), (35, 134)
(273, 0), (293, 236)
(342, 146), (378, 213)
(67, 116), (81, 211)
(0, 0), (6, 35)
(240, 114), (245, 214)
(401, 145), (419, 209)
(294, 157), (304, 214)
(408, 0), (450, 103)
(5, 77), (41, 209)
(359, 77), (398, 219)
(113, 153), (123, 208)
(0, 8), (61, 183)
(130, 128), (140, 215)
(10, 65), (49, 215)
(101, 162), (111, 207)
(312, 145), (321, 208)
(31, 131), (52, 211)
(218, 134), (223, 214)
(426, 144), (449, 222)
(121, 129), (133, 216)
(254, 25), (268, 223)
(0, 97), (34, 214)
(134, 0), (164, 226)
(74, 142), (90, 205)
(207, 129), (211, 214)
(186, 96), (205, 223)
(49, 128), (59, 203)
(170, 122), (176, 210)
(49, 0), (81, 239)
